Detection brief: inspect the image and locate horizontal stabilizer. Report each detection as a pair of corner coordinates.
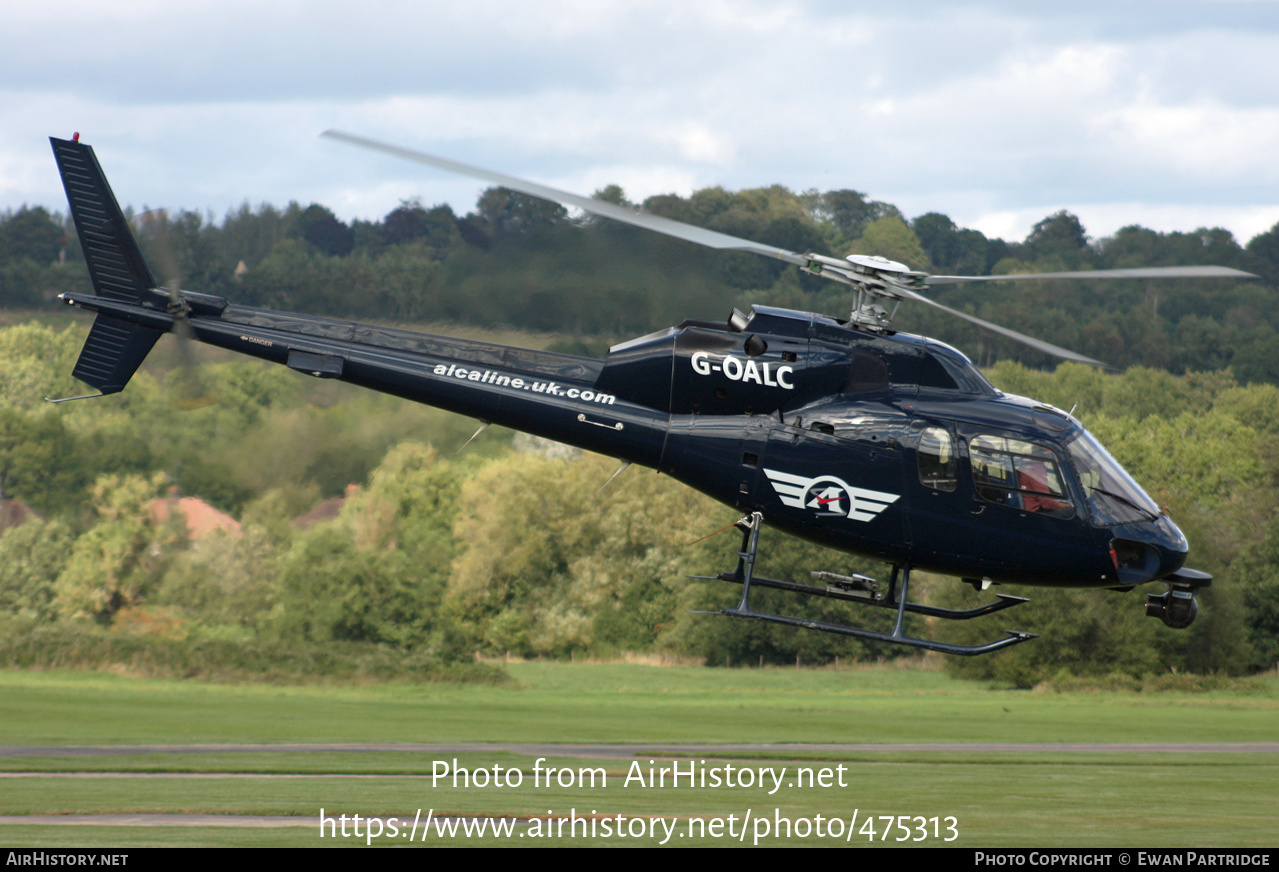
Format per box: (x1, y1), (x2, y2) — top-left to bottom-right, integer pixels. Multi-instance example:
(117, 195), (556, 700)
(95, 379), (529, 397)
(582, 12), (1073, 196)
(69, 314), (163, 395)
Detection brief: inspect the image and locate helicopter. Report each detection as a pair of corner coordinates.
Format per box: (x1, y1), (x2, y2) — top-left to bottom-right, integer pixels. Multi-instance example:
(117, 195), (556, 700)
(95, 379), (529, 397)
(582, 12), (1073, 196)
(45, 132), (1257, 655)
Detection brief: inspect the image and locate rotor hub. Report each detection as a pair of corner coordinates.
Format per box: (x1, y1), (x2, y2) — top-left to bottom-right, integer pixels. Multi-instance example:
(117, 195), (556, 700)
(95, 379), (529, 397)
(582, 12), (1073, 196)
(846, 254), (915, 276)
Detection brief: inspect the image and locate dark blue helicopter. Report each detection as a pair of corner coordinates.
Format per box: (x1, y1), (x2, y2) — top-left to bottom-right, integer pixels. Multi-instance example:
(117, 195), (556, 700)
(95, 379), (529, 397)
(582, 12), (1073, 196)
(47, 133), (1252, 655)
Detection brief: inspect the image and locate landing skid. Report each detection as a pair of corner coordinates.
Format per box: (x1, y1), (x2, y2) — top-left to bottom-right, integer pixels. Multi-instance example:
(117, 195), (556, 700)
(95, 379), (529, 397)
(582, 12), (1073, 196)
(690, 513), (1036, 656)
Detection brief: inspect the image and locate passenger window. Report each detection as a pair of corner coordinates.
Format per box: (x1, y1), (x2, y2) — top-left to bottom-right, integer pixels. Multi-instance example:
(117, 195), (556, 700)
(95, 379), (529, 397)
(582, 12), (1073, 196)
(970, 435), (1073, 517)
(917, 427), (957, 492)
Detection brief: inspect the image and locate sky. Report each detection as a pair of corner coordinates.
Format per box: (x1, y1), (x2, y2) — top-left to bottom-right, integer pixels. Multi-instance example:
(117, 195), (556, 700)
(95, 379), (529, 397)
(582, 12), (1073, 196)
(2, 0), (1278, 247)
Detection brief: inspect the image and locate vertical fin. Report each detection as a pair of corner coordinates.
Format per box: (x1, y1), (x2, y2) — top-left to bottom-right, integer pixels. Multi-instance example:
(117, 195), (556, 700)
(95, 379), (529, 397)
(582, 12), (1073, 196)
(50, 136), (157, 300)
(50, 136), (163, 395)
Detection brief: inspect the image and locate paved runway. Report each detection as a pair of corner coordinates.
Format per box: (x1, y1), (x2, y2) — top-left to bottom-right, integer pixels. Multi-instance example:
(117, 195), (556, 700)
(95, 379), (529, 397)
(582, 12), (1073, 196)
(2, 741), (1278, 757)
(3, 743), (1274, 829)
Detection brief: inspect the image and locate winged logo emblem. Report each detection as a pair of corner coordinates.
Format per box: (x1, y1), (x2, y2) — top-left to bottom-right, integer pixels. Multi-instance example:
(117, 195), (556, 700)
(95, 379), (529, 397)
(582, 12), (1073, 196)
(763, 469), (900, 522)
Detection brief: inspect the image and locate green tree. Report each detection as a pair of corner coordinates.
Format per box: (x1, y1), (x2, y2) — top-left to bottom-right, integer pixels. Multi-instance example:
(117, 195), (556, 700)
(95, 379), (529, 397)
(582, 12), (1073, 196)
(941, 584), (1165, 688)
(1023, 211), (1091, 268)
(443, 449), (896, 663)
(0, 323), (84, 408)
(1245, 220), (1279, 286)
(296, 204), (354, 257)
(0, 519), (74, 621)
(0, 407), (85, 515)
(154, 526), (278, 630)
(592, 185), (631, 207)
(1215, 383), (1279, 434)
(0, 206), (63, 265)
(814, 190), (900, 241)
(1232, 516), (1279, 668)
(847, 216), (928, 269)
(271, 443), (464, 650)
(475, 187), (567, 237)
(913, 212), (990, 275)
(54, 473), (179, 622)
(381, 201), (460, 254)
(1230, 333), (1279, 385)
(273, 524), (419, 645)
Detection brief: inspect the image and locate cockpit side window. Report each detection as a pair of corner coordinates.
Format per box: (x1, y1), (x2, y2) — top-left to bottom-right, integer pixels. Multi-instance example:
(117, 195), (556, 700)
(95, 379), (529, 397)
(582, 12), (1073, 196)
(917, 426), (957, 492)
(970, 434), (1074, 518)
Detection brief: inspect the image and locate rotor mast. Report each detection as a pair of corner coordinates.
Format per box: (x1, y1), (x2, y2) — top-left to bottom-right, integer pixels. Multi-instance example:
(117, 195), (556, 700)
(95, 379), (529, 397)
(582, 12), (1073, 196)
(800, 253), (924, 330)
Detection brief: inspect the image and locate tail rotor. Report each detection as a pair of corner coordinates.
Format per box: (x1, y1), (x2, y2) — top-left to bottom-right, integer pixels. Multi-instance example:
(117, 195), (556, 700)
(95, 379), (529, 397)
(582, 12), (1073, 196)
(135, 209), (217, 410)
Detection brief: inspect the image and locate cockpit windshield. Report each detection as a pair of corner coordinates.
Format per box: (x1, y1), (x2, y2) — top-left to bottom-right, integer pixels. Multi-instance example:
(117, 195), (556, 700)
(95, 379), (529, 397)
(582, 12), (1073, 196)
(1065, 429), (1161, 525)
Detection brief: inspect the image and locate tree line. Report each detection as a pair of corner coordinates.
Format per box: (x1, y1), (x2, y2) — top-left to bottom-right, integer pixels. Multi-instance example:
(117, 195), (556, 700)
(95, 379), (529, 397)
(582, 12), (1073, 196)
(1, 322), (1276, 685)
(3, 179), (1279, 378)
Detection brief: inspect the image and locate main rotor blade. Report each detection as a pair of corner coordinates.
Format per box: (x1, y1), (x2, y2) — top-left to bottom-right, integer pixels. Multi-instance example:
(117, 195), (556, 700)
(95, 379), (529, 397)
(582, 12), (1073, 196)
(925, 265), (1256, 285)
(896, 287), (1105, 367)
(322, 130), (809, 267)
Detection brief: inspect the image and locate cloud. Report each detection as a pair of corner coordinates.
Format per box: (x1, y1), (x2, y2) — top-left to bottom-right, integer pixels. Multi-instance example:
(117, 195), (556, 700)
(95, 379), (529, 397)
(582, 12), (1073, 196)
(5, 1), (1277, 245)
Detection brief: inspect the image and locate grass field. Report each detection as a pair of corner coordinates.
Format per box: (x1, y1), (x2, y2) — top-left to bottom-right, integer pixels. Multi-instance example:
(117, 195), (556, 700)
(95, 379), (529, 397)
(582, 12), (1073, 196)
(0, 663), (1275, 848)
